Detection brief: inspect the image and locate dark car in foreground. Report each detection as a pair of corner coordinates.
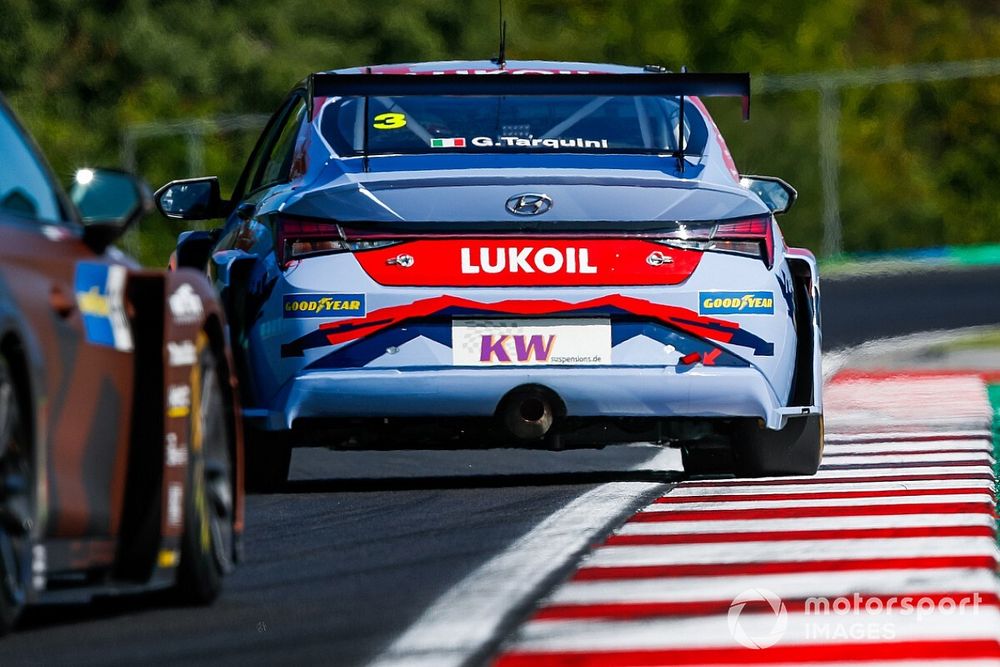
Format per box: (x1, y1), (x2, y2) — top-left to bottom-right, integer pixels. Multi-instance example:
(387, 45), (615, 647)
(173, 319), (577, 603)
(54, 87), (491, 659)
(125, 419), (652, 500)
(157, 60), (823, 490)
(0, 95), (243, 633)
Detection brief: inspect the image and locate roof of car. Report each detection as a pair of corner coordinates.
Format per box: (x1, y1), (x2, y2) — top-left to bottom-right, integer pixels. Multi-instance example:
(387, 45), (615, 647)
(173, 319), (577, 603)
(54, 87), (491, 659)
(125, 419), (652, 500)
(326, 60), (653, 76)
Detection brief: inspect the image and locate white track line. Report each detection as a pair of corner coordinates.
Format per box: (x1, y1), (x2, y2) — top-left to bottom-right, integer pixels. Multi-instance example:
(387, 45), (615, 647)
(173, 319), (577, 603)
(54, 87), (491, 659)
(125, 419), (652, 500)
(583, 537), (999, 567)
(640, 492), (993, 512)
(618, 513), (996, 535)
(825, 431), (992, 443)
(548, 568), (1000, 605)
(367, 481), (663, 667)
(747, 464), (993, 480)
(819, 452), (993, 466)
(823, 440), (993, 453)
(510, 608), (1000, 652)
(825, 428), (993, 442)
(667, 479), (996, 497)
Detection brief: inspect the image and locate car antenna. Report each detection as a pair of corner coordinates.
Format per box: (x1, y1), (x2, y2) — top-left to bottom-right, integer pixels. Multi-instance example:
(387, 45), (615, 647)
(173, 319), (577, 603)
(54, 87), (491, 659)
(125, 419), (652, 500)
(362, 66), (371, 173)
(492, 0), (507, 70)
(677, 65), (686, 173)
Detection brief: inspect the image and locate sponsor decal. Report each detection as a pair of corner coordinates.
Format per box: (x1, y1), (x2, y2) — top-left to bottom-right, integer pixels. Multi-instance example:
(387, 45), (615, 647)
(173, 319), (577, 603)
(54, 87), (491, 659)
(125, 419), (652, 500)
(351, 239), (705, 287)
(167, 483), (184, 527)
(430, 137), (466, 148)
(372, 112), (407, 130)
(169, 283), (204, 324)
(167, 340), (198, 367)
(460, 247), (597, 275)
(700, 291), (775, 315)
(167, 384), (191, 418)
(157, 549), (180, 568)
(471, 136), (609, 149)
(283, 294), (366, 318)
(453, 318), (611, 366)
(165, 432), (188, 467)
(283, 295), (776, 358)
(75, 262), (133, 352)
(31, 544), (46, 591)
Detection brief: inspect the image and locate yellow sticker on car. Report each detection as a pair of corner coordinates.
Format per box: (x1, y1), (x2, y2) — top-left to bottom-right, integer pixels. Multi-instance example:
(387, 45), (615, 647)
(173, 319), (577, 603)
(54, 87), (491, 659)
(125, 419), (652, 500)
(373, 112), (407, 130)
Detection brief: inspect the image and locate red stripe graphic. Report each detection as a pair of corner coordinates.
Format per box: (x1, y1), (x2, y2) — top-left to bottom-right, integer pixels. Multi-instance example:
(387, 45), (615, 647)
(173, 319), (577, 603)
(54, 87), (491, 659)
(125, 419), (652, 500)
(572, 556), (998, 581)
(605, 524), (997, 546)
(314, 294), (753, 348)
(495, 639), (1000, 666)
(653, 487), (991, 504)
(629, 501), (994, 522)
(534, 591), (1000, 621)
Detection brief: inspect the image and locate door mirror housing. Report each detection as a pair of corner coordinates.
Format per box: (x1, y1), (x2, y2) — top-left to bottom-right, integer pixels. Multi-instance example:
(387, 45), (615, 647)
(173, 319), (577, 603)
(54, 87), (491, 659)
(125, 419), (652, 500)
(740, 175), (797, 215)
(70, 168), (154, 253)
(154, 177), (228, 220)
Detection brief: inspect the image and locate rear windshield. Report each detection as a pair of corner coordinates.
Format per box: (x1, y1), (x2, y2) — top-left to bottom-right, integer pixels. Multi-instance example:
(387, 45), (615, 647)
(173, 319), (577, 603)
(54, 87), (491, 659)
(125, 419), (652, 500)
(318, 95), (704, 157)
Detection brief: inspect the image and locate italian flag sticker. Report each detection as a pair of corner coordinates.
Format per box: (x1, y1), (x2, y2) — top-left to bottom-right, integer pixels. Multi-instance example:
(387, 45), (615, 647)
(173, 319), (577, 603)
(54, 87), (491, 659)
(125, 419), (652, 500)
(431, 137), (466, 148)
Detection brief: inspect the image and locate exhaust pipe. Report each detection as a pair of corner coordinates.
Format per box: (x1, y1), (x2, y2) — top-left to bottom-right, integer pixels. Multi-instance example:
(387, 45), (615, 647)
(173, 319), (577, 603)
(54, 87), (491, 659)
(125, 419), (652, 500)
(502, 392), (555, 440)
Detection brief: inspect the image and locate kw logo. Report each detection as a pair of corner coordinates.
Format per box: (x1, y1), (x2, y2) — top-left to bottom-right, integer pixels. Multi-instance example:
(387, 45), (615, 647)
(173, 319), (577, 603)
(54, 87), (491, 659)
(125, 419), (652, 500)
(480, 334), (557, 363)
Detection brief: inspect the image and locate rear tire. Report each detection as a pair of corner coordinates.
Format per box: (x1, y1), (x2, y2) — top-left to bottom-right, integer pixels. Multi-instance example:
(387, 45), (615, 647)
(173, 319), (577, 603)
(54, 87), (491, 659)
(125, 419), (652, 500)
(244, 430), (291, 494)
(734, 415), (824, 477)
(176, 339), (235, 604)
(0, 356), (30, 635)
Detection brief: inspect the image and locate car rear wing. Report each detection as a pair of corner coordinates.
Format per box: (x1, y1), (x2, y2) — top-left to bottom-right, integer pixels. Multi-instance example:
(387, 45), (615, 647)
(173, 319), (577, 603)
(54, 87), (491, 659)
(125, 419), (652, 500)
(307, 72), (751, 121)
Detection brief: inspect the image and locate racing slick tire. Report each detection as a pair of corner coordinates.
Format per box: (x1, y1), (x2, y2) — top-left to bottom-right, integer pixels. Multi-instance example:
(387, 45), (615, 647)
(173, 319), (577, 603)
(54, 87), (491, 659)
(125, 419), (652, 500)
(244, 430), (291, 494)
(176, 339), (235, 604)
(682, 415), (824, 478)
(0, 356), (30, 635)
(735, 415), (824, 477)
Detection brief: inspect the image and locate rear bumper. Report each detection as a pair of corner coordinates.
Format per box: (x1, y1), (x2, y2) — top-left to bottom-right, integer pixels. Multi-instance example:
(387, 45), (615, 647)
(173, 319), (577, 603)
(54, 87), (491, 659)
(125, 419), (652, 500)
(245, 365), (818, 432)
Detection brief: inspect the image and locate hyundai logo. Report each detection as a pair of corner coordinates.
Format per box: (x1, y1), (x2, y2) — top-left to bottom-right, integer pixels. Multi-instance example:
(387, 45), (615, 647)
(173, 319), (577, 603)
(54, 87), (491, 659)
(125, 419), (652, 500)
(505, 193), (553, 216)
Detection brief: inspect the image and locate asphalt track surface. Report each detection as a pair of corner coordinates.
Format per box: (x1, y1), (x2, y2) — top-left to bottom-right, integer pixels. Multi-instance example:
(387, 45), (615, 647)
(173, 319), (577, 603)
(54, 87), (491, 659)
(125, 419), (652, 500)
(2, 264), (998, 666)
(821, 264), (1000, 349)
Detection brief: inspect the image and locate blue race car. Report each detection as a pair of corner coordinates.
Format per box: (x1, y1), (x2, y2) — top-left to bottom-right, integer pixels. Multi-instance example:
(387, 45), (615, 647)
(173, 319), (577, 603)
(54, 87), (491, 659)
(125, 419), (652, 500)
(156, 61), (823, 489)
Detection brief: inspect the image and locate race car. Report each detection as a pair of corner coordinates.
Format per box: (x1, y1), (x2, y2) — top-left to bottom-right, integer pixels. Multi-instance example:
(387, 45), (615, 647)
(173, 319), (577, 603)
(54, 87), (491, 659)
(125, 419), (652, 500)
(156, 60), (823, 490)
(0, 95), (243, 634)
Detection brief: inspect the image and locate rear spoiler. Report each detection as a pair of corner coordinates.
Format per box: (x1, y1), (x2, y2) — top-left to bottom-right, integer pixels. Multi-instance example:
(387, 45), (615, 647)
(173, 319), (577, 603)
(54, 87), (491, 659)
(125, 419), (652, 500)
(307, 72), (751, 121)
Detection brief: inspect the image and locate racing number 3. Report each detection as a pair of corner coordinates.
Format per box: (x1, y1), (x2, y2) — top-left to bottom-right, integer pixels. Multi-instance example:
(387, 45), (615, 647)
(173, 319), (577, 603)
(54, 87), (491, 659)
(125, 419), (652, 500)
(373, 112), (407, 130)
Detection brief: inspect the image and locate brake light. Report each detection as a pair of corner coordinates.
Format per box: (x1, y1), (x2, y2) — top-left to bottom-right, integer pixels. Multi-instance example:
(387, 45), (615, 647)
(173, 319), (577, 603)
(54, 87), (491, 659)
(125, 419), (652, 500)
(276, 218), (401, 267)
(653, 214), (774, 268)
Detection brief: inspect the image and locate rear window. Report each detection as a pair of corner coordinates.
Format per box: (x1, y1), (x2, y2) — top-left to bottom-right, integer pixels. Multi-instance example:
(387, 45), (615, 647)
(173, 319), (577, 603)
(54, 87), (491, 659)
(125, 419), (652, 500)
(318, 95), (706, 157)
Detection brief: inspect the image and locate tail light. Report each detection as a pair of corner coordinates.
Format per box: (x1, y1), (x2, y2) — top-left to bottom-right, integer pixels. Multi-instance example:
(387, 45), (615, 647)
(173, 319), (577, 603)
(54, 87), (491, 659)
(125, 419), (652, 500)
(276, 218), (400, 266)
(652, 214), (774, 268)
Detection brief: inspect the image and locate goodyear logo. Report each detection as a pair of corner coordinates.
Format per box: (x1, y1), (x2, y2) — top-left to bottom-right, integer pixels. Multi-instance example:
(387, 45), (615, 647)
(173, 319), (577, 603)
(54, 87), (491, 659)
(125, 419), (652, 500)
(699, 291), (774, 315)
(283, 294), (366, 318)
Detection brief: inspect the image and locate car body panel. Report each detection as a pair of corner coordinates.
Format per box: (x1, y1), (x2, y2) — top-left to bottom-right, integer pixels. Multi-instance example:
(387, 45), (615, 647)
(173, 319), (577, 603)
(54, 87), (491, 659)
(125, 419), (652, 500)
(181, 60), (821, 445)
(0, 95), (243, 603)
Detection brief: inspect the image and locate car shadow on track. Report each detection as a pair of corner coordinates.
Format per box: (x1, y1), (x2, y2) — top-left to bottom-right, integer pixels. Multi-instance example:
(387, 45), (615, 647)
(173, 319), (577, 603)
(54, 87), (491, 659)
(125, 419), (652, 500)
(16, 589), (178, 633)
(280, 468), (686, 494)
(277, 445), (687, 494)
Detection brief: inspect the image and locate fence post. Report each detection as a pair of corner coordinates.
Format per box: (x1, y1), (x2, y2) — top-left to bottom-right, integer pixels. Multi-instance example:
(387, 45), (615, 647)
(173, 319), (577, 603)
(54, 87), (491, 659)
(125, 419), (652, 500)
(818, 84), (842, 258)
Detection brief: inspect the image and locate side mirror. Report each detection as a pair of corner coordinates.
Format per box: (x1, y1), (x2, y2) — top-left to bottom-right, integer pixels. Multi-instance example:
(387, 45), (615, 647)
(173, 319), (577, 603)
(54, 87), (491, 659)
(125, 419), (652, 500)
(155, 177), (227, 220)
(740, 175), (797, 215)
(70, 168), (154, 252)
